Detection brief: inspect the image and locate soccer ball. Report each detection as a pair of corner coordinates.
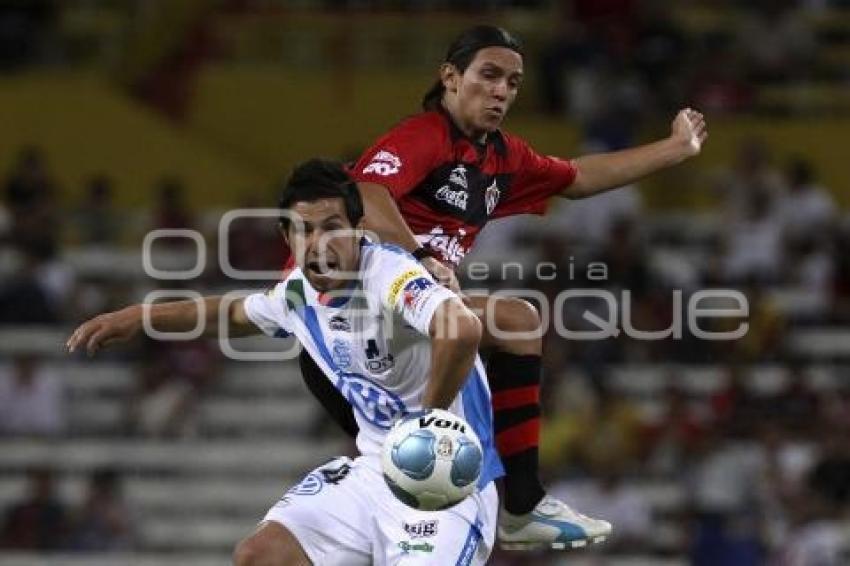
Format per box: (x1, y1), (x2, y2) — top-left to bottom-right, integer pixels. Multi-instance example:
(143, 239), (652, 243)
(382, 408), (483, 511)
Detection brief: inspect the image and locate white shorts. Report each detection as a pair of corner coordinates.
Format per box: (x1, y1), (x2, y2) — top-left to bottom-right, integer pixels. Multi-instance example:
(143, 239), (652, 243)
(263, 456), (498, 565)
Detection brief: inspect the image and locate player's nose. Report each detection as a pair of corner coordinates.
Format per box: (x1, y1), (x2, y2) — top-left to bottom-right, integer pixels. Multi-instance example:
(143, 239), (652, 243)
(491, 79), (508, 101)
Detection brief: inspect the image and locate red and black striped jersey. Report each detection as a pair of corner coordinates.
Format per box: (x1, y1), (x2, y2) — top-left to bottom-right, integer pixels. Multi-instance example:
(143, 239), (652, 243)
(350, 109), (577, 267)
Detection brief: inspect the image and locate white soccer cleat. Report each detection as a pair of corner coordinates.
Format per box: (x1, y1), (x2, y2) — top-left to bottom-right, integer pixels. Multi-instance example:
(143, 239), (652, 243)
(498, 495), (613, 550)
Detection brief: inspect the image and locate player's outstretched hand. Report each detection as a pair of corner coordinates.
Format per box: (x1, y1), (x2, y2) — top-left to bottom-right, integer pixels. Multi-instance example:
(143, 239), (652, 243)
(670, 108), (708, 158)
(66, 306), (142, 357)
(421, 256), (461, 295)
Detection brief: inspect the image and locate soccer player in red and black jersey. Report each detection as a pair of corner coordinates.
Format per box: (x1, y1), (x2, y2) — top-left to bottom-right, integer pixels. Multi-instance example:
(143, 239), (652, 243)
(298, 25), (707, 549)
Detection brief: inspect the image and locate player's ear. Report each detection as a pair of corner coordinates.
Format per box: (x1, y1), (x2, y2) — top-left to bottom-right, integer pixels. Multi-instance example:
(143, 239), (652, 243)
(353, 217), (366, 239)
(440, 63), (459, 93)
(278, 222), (291, 246)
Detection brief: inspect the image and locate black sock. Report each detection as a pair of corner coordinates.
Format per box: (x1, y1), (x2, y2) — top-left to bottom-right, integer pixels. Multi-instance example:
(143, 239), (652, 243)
(487, 351), (546, 515)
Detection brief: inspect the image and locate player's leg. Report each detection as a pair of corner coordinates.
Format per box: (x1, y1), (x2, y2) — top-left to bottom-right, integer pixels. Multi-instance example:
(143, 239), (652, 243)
(467, 294), (545, 513)
(298, 350), (359, 437)
(467, 294), (612, 548)
(233, 521), (310, 566)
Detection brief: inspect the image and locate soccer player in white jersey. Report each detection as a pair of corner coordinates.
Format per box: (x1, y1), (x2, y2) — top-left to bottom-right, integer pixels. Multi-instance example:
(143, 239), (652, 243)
(66, 159), (504, 565)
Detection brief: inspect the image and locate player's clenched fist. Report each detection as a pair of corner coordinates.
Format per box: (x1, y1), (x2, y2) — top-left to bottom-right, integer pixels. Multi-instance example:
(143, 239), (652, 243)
(670, 107), (708, 158)
(66, 306), (142, 356)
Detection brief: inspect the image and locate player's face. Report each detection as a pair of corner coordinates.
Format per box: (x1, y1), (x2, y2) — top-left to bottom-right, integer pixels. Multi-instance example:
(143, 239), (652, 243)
(285, 198), (361, 292)
(451, 47), (523, 138)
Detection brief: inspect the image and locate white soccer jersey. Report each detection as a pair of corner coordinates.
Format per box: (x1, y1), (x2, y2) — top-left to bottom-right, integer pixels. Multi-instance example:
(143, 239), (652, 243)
(243, 241), (503, 489)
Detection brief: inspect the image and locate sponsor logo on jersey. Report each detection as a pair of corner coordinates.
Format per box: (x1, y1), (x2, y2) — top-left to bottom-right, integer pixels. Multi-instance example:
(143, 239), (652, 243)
(403, 520), (439, 539)
(362, 150), (402, 176)
(337, 373), (406, 429)
(366, 354), (395, 374)
(331, 339), (352, 370)
(435, 185), (468, 211)
(418, 227), (468, 266)
(388, 269), (421, 306)
(329, 315), (350, 332)
(484, 179), (501, 215)
(402, 277), (436, 316)
(449, 164), (468, 189)
(398, 541), (435, 555)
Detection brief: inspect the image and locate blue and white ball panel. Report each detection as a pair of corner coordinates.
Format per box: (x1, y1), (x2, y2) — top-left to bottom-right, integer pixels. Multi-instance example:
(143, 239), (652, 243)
(264, 456), (498, 566)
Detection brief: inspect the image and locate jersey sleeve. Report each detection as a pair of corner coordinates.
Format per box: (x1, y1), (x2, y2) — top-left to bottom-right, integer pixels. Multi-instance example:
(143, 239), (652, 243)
(350, 114), (445, 198)
(242, 282), (294, 337)
(364, 245), (456, 335)
(492, 135), (578, 219)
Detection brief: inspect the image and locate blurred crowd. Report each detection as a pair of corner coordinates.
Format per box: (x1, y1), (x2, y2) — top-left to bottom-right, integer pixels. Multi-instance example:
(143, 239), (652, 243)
(538, 0), (839, 121)
(4, 1), (850, 118)
(1, 466), (135, 552)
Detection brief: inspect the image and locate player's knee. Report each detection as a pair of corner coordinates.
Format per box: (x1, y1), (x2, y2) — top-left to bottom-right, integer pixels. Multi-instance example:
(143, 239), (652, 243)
(456, 308), (483, 347)
(481, 297), (542, 354)
(495, 297), (541, 334)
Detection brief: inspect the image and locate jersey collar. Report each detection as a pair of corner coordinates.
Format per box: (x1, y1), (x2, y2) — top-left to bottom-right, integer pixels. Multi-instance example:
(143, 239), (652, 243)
(436, 105), (507, 158)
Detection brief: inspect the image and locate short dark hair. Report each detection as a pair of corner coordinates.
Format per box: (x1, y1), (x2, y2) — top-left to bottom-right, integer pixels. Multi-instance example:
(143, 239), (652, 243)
(422, 25), (524, 111)
(278, 158), (364, 233)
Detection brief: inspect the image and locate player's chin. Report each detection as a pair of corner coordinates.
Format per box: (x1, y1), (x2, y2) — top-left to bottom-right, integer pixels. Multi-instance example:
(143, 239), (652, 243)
(305, 271), (347, 292)
(479, 113), (503, 131)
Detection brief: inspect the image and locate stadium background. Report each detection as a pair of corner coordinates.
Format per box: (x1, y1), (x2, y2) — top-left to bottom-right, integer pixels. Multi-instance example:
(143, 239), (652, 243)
(1, 1), (849, 564)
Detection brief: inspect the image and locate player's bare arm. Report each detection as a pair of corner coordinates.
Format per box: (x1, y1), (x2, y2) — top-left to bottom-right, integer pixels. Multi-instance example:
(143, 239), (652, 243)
(358, 181), (460, 293)
(563, 107), (708, 199)
(422, 297), (482, 409)
(65, 296), (259, 356)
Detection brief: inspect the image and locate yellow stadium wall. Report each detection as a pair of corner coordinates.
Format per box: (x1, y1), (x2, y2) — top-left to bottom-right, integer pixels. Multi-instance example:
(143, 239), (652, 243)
(0, 73), (263, 209)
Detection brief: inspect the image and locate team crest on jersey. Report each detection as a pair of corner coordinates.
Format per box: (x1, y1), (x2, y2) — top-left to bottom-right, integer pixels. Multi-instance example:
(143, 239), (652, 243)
(485, 179), (501, 216)
(336, 373), (407, 429)
(331, 339), (352, 370)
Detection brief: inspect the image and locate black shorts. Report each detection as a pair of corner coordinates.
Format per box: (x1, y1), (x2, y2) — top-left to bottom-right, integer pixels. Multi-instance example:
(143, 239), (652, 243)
(299, 349), (359, 437)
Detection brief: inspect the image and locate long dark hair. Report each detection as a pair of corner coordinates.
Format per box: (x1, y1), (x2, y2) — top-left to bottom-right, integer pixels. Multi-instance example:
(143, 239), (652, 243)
(421, 25), (523, 111)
